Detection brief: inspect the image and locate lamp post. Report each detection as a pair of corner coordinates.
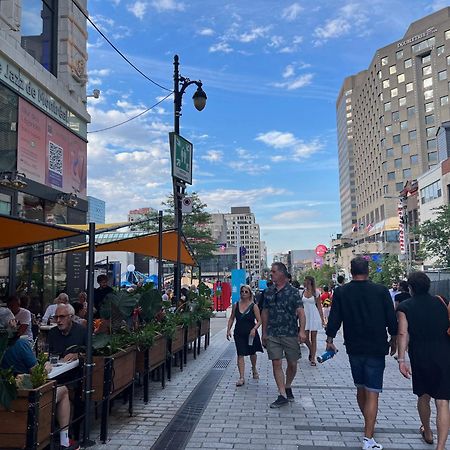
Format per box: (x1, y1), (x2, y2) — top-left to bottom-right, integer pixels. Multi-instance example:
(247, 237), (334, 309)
(172, 55), (207, 303)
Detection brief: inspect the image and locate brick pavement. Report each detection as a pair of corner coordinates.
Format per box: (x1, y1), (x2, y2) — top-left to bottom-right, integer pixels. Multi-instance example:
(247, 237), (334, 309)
(87, 317), (444, 449)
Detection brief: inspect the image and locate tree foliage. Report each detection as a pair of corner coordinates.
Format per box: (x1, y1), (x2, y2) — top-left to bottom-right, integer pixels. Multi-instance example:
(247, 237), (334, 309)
(299, 264), (336, 288)
(135, 192), (216, 260)
(368, 254), (405, 286)
(417, 205), (450, 268)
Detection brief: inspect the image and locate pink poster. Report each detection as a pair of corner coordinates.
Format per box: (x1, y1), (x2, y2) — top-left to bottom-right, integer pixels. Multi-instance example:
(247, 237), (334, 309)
(17, 98), (87, 197)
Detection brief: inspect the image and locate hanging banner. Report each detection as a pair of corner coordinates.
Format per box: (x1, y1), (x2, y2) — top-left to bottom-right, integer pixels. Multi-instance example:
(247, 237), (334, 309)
(231, 269), (246, 304)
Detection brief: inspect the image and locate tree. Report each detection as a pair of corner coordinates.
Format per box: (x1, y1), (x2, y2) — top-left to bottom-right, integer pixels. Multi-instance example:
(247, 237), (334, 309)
(417, 205), (450, 268)
(135, 192), (216, 261)
(368, 254), (404, 286)
(299, 264), (336, 288)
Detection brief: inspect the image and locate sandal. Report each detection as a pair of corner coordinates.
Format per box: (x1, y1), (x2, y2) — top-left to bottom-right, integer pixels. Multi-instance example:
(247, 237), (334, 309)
(420, 425), (433, 445)
(252, 368), (259, 379)
(236, 378), (245, 387)
(310, 360), (317, 366)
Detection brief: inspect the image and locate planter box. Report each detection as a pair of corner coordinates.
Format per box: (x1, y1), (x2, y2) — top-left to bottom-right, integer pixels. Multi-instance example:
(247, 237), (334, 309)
(0, 381), (56, 450)
(187, 324), (199, 342)
(171, 326), (184, 354)
(200, 318), (210, 336)
(136, 334), (167, 374)
(91, 346), (136, 402)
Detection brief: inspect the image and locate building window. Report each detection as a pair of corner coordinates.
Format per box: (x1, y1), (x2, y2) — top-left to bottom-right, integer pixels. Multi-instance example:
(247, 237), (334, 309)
(389, 65), (397, 75)
(396, 49), (404, 59)
(403, 168), (411, 178)
(441, 95), (449, 106)
(377, 70), (382, 79)
(423, 65), (432, 76)
(402, 144), (410, 154)
(445, 30), (450, 40)
(428, 151), (438, 162)
(20, 0), (58, 76)
(386, 148), (394, 157)
(393, 134), (400, 144)
(447, 55), (450, 65)
(381, 138), (386, 148)
(382, 161), (387, 171)
(426, 126), (436, 137)
(404, 58), (412, 68)
(423, 77), (433, 89)
(425, 102), (435, 113)
(399, 96), (406, 107)
(394, 158), (402, 168)
(400, 120), (408, 130)
(0, 85), (18, 172)
(439, 70), (448, 81)
(422, 53), (432, 64)
(383, 79), (390, 88)
(425, 114), (434, 124)
(397, 73), (405, 83)
(384, 102), (392, 111)
(427, 139), (436, 149)
(385, 125), (392, 133)
(412, 38), (435, 53)
(392, 111), (400, 121)
(424, 90), (434, 100)
(391, 87), (398, 97)
(388, 171), (395, 180)
(420, 179), (441, 204)
(383, 185), (389, 194)
(381, 56), (388, 66)
(410, 155), (418, 165)
(409, 130), (417, 140)
(437, 45), (445, 55)
(396, 182), (404, 191)
(407, 106), (415, 117)
(406, 82), (414, 92)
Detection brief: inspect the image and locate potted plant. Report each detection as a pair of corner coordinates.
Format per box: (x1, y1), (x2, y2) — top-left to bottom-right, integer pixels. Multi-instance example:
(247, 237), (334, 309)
(0, 332), (57, 450)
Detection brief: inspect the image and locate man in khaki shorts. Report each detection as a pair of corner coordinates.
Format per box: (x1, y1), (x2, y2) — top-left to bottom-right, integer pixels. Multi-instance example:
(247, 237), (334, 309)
(262, 262), (306, 408)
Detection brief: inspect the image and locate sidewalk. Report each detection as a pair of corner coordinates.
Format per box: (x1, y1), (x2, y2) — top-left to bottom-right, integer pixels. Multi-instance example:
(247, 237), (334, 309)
(89, 318), (440, 449)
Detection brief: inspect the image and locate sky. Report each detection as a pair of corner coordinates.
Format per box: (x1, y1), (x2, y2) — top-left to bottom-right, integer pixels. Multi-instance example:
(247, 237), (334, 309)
(85, 0), (447, 259)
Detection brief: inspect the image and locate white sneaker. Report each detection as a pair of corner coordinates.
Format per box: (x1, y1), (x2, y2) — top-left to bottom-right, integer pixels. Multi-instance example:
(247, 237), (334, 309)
(362, 437), (383, 449)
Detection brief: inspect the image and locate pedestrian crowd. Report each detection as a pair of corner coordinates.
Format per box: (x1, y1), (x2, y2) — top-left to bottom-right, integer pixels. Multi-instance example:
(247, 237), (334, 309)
(227, 259), (450, 450)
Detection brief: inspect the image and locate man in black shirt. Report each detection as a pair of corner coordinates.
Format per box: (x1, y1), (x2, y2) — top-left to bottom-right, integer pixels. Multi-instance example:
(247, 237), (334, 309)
(326, 257), (398, 450)
(394, 281), (411, 309)
(94, 274), (114, 318)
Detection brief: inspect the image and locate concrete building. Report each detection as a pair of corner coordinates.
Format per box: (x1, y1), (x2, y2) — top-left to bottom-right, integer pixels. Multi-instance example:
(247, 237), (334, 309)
(337, 7), (450, 257)
(0, 1), (90, 301)
(287, 249), (317, 276)
(223, 207), (261, 279)
(260, 241), (268, 270)
(128, 207), (156, 229)
(87, 195), (105, 224)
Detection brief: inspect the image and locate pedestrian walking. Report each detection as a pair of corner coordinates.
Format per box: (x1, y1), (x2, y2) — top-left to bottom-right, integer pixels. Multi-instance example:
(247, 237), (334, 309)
(226, 284), (263, 386)
(321, 285), (332, 325)
(326, 256), (397, 450)
(302, 276), (325, 366)
(261, 262), (306, 408)
(389, 281), (399, 304)
(396, 271), (450, 450)
(393, 280), (410, 309)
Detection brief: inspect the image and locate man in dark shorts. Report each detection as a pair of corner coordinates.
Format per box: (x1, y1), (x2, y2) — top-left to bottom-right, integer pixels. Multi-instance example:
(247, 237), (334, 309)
(326, 257), (398, 450)
(261, 262), (306, 408)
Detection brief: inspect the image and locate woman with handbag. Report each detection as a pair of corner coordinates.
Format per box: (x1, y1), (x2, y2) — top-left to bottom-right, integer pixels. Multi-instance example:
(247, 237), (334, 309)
(397, 271), (450, 450)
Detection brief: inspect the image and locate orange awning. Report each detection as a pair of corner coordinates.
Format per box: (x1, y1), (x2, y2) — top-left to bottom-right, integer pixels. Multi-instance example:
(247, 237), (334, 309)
(55, 230), (196, 266)
(0, 214), (87, 250)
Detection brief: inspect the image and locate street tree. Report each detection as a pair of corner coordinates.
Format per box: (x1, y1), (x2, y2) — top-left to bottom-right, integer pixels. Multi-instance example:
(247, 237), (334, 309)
(416, 205), (450, 268)
(135, 192), (216, 261)
(300, 264), (336, 288)
(368, 254), (404, 286)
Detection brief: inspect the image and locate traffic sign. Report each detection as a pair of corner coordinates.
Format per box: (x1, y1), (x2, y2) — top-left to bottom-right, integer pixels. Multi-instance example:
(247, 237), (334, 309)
(181, 196), (193, 213)
(169, 132), (193, 184)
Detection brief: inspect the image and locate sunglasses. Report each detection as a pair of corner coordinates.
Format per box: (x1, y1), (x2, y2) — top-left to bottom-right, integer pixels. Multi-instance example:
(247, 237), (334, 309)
(240, 289), (250, 294)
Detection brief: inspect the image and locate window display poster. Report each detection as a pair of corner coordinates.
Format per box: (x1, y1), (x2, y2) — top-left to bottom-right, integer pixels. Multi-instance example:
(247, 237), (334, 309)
(17, 98), (87, 197)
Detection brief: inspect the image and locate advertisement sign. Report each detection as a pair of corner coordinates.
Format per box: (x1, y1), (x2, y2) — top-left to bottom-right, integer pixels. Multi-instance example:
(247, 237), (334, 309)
(315, 244), (328, 257)
(169, 132), (193, 184)
(17, 98), (87, 197)
(231, 269), (246, 304)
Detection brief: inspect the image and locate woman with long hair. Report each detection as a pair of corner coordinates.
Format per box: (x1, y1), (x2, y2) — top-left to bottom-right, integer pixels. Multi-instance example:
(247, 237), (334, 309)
(302, 276), (325, 366)
(226, 285), (263, 386)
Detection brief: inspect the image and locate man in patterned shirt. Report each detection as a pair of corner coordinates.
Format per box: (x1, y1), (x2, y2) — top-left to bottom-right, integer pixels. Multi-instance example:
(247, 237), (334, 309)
(262, 262), (306, 408)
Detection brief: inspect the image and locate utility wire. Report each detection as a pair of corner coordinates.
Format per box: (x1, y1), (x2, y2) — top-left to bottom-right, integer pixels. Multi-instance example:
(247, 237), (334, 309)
(88, 91), (173, 133)
(72, 0), (172, 92)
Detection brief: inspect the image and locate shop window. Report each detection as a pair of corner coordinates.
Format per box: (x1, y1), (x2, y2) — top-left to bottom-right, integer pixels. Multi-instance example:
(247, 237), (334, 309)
(0, 85), (18, 172)
(21, 0), (58, 76)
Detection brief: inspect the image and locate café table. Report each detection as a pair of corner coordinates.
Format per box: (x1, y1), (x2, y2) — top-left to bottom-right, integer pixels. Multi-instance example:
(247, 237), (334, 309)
(47, 359), (80, 379)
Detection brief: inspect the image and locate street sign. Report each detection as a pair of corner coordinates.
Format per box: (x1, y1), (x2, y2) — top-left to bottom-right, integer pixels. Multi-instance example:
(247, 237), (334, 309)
(169, 132), (193, 184)
(315, 244), (328, 257)
(181, 196), (193, 213)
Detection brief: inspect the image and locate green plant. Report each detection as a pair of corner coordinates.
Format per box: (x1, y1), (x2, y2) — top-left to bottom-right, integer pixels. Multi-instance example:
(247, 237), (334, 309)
(30, 353), (48, 389)
(0, 331), (17, 409)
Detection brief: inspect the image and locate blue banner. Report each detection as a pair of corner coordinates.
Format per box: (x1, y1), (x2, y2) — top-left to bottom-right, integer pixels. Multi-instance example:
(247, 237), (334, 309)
(258, 279), (268, 290)
(231, 269), (246, 304)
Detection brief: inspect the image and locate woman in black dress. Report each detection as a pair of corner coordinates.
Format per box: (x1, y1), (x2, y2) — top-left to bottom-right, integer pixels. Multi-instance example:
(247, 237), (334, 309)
(397, 272), (450, 450)
(226, 285), (263, 386)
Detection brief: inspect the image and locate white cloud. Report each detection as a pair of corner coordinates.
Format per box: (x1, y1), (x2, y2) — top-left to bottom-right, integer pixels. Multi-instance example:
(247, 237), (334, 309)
(261, 222), (340, 231)
(88, 69), (111, 77)
(272, 73), (314, 90)
(201, 150), (223, 162)
(127, 1), (147, 19)
(228, 160), (270, 175)
(198, 28), (215, 36)
(238, 26), (271, 43)
(273, 209), (318, 221)
(256, 131), (297, 148)
(209, 41), (233, 53)
(314, 17), (350, 41)
(281, 3), (303, 21)
(151, 0), (185, 12)
(282, 64), (295, 78)
(268, 35), (285, 49)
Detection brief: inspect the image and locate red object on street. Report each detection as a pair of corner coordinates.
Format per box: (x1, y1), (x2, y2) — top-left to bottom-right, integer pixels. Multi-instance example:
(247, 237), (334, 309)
(213, 281), (231, 311)
(315, 244), (328, 257)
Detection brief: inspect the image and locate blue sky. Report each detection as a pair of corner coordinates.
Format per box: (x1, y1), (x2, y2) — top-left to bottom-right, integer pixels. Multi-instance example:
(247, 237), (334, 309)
(86, 0), (446, 258)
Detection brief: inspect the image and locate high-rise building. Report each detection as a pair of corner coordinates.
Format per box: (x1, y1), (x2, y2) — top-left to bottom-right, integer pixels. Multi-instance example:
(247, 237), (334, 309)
(223, 207), (261, 279)
(338, 8), (450, 254)
(87, 196), (106, 224)
(260, 241), (268, 270)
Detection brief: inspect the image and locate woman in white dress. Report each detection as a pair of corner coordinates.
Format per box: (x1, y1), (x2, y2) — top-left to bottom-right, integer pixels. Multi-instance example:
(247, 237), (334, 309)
(302, 276), (325, 366)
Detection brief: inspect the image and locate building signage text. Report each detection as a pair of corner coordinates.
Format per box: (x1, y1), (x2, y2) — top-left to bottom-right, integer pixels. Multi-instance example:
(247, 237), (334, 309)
(397, 27), (437, 48)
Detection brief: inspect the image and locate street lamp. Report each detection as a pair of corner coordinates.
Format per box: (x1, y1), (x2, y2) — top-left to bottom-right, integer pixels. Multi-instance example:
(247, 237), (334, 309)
(172, 54), (207, 303)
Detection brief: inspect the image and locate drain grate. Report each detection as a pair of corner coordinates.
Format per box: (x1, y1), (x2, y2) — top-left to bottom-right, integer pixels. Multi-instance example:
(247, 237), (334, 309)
(151, 344), (234, 450)
(212, 359), (231, 369)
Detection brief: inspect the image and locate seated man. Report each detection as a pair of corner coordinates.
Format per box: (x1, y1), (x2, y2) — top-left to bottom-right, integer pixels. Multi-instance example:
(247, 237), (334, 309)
(0, 307), (78, 450)
(48, 304), (87, 360)
(7, 295), (33, 343)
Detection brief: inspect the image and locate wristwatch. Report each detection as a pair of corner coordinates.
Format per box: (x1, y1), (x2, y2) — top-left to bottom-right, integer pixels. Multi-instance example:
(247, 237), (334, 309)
(326, 337), (333, 344)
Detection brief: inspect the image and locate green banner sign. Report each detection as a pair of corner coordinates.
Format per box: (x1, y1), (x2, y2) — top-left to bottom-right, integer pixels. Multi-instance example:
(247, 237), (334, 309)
(169, 132), (193, 184)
